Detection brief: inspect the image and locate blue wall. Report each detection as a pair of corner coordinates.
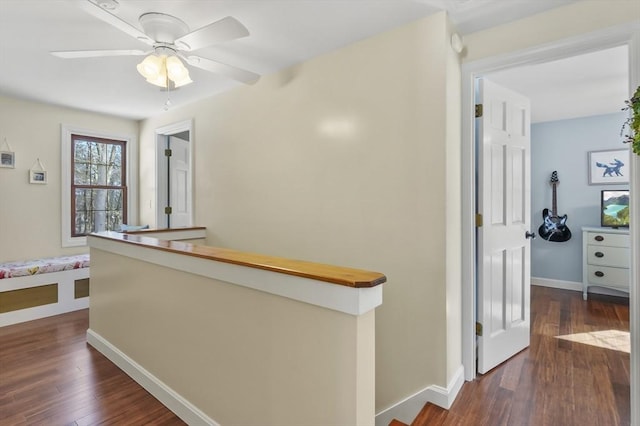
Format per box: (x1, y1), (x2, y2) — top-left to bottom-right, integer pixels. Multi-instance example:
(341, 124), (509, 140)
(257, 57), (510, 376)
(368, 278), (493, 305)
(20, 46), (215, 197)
(531, 112), (629, 283)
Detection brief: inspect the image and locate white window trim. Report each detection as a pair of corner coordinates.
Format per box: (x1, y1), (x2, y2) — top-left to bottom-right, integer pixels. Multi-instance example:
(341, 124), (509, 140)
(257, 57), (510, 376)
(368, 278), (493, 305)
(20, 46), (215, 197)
(61, 124), (138, 247)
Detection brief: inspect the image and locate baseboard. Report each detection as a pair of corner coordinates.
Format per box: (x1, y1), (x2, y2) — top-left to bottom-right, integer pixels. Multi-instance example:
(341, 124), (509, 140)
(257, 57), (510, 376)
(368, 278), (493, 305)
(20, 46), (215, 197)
(86, 329), (219, 426)
(375, 365), (464, 426)
(531, 277), (582, 292)
(0, 297), (88, 327)
(532, 277), (629, 298)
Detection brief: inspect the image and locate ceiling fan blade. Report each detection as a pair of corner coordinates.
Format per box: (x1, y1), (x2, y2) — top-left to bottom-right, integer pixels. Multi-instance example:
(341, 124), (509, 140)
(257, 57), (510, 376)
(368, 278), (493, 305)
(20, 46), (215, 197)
(175, 16), (249, 51)
(78, 0), (154, 46)
(51, 49), (148, 58)
(186, 55), (260, 85)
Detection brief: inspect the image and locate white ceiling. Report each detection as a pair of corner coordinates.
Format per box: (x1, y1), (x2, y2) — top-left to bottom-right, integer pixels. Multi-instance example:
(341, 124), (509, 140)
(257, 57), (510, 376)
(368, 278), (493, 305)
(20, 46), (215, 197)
(486, 45), (629, 123)
(1, 0), (622, 122)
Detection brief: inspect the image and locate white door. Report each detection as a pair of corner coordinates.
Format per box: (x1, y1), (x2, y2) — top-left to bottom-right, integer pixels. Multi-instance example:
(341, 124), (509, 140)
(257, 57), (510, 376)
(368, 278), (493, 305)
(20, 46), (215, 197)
(168, 135), (192, 228)
(155, 121), (193, 229)
(477, 78), (532, 374)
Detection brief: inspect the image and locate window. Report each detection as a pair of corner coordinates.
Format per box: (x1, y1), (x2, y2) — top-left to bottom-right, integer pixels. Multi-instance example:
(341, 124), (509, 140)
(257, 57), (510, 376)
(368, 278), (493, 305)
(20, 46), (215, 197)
(71, 134), (127, 237)
(61, 125), (137, 247)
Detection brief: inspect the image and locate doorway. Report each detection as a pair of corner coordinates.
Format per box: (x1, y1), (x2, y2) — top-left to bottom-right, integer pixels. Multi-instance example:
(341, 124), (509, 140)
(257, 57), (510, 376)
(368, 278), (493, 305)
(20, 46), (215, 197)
(155, 120), (194, 229)
(461, 25), (639, 423)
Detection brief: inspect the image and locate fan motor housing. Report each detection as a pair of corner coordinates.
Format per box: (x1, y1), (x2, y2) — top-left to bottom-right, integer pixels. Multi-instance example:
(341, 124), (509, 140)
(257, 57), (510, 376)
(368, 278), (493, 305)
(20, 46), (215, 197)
(139, 13), (189, 44)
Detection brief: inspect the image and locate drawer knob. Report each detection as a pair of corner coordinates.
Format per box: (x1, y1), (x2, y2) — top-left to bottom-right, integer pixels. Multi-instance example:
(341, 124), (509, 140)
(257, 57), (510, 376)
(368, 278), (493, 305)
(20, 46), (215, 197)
(595, 271), (605, 278)
(594, 235), (604, 242)
(595, 251), (604, 258)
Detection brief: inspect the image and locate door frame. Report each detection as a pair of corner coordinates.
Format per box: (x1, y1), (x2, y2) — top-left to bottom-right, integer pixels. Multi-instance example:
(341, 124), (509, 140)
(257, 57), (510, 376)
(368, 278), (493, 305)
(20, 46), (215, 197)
(155, 119), (194, 228)
(461, 23), (639, 422)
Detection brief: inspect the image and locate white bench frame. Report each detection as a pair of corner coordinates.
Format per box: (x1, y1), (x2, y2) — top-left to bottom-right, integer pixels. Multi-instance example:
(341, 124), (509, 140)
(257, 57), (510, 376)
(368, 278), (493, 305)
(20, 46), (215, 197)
(0, 267), (89, 327)
(0, 229), (205, 328)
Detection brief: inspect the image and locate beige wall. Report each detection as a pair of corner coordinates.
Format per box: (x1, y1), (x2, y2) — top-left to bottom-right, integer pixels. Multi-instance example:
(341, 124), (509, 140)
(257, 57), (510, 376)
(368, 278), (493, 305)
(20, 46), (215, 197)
(463, 0), (640, 63)
(139, 12), (460, 412)
(90, 247), (375, 425)
(445, 17), (463, 382)
(0, 95), (138, 261)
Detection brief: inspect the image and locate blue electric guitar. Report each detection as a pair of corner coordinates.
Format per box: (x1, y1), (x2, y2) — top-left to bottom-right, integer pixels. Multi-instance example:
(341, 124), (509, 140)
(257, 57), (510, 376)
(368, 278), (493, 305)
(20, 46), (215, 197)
(538, 171), (571, 242)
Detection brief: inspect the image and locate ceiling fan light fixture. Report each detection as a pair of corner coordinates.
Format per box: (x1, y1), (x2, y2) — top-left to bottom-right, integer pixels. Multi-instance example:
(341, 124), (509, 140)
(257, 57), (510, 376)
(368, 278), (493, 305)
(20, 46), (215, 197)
(137, 54), (192, 88)
(55, 4), (258, 89)
(137, 54), (164, 80)
(166, 56), (192, 87)
(146, 71), (169, 88)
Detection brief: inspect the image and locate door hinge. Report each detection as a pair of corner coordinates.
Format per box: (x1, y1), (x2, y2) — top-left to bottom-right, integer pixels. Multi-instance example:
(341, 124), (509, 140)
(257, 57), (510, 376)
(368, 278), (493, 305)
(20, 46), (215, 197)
(164, 206), (172, 215)
(475, 104), (483, 118)
(476, 322), (483, 337)
(164, 149), (172, 157)
(475, 213), (483, 227)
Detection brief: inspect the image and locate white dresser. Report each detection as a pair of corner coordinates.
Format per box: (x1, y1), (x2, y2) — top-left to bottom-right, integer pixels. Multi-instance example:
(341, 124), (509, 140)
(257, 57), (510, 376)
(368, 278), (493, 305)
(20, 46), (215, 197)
(582, 226), (630, 300)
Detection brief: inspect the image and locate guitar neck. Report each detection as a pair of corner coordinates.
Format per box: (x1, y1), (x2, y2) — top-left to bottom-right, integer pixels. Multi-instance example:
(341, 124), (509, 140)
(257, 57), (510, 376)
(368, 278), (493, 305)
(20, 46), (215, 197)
(551, 183), (557, 216)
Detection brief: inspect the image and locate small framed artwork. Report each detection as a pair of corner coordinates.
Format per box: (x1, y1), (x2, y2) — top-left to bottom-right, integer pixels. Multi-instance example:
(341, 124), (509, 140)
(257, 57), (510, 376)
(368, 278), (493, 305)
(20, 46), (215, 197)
(29, 170), (47, 184)
(29, 158), (47, 184)
(588, 148), (629, 185)
(0, 151), (15, 168)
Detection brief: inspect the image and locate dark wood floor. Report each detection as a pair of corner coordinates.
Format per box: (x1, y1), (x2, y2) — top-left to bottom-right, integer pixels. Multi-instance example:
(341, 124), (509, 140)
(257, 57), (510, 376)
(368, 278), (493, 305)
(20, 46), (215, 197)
(0, 286), (630, 425)
(411, 286), (631, 426)
(0, 309), (185, 425)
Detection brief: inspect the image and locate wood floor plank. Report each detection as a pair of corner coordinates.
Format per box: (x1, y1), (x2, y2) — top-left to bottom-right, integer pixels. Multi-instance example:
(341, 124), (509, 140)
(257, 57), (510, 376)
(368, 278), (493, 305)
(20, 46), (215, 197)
(0, 286), (630, 425)
(0, 309), (185, 425)
(412, 286), (630, 426)
(498, 349), (525, 392)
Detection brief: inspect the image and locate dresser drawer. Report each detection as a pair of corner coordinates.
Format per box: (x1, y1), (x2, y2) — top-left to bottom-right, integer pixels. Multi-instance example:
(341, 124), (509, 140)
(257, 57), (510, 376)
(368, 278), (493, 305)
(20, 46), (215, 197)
(586, 264), (629, 289)
(585, 232), (629, 248)
(586, 245), (629, 268)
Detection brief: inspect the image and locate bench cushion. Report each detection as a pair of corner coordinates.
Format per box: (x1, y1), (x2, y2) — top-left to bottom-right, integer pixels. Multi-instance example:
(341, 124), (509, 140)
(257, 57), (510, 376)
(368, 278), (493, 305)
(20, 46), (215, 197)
(0, 254), (90, 279)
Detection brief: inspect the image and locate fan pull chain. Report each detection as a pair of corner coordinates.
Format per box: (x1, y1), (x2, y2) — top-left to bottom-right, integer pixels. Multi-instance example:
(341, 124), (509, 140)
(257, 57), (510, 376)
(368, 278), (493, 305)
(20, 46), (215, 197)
(164, 72), (172, 111)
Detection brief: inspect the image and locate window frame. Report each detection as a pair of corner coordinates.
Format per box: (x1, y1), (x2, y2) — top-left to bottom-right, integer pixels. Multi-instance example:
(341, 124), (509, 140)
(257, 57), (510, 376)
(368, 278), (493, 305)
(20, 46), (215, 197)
(70, 134), (128, 238)
(62, 125), (137, 247)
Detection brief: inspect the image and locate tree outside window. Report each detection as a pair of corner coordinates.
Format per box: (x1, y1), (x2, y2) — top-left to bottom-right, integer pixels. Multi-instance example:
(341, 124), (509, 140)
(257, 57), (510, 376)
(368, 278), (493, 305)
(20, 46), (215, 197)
(71, 135), (127, 236)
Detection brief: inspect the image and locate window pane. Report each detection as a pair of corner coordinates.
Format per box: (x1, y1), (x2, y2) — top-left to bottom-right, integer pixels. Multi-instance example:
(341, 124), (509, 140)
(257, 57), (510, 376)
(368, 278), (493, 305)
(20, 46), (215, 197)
(74, 140), (90, 162)
(95, 162), (108, 185)
(107, 144), (122, 185)
(74, 188), (123, 236)
(74, 162), (90, 185)
(74, 140), (91, 185)
(90, 141), (104, 165)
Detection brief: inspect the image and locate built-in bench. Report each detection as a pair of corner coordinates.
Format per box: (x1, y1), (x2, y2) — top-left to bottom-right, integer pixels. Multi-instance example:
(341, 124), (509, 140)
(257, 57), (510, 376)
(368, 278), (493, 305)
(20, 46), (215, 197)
(0, 254), (90, 327)
(0, 228), (205, 328)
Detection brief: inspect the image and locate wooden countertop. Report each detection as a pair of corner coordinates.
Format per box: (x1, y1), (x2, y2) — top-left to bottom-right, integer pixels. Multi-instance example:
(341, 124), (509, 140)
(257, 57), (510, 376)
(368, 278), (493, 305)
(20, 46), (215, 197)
(124, 226), (206, 235)
(90, 232), (386, 288)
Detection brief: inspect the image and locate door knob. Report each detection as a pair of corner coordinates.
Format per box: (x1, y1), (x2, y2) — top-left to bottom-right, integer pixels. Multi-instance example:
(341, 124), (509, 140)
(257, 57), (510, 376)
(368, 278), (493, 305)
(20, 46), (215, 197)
(525, 231), (536, 240)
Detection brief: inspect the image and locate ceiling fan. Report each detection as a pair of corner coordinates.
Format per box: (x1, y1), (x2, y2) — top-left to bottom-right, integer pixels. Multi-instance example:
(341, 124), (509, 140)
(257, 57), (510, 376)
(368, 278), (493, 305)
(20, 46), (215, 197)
(51, 0), (260, 86)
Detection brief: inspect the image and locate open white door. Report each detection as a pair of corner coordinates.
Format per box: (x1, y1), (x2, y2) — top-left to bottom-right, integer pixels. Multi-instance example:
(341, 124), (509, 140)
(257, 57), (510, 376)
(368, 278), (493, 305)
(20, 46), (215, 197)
(155, 120), (193, 229)
(477, 78), (532, 374)
(168, 135), (192, 228)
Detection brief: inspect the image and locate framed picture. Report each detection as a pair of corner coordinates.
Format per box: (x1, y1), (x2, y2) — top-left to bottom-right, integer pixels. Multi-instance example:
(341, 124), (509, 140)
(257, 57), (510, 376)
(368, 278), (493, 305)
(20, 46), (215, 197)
(29, 170), (47, 184)
(588, 148), (629, 185)
(0, 151), (15, 168)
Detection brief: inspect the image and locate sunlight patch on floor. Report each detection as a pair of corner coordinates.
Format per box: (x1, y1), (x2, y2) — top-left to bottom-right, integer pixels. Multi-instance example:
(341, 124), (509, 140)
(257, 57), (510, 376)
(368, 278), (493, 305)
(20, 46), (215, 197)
(555, 330), (630, 353)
